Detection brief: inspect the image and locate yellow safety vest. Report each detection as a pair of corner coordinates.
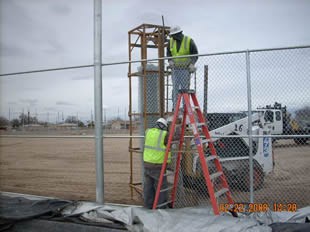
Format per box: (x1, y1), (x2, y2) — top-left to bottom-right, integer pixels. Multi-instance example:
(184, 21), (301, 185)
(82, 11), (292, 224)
(170, 36), (191, 66)
(143, 128), (171, 164)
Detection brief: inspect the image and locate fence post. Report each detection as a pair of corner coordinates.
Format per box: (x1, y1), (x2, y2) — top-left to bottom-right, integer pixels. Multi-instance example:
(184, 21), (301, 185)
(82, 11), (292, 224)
(94, 0), (104, 204)
(246, 50), (254, 203)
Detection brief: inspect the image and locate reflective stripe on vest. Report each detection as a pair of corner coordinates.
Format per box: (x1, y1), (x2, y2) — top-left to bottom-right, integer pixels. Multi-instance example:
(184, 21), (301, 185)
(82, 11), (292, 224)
(143, 128), (171, 164)
(170, 35), (191, 66)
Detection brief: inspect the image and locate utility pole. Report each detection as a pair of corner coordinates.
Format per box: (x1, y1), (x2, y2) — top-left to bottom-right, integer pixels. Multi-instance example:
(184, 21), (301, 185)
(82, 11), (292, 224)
(104, 109), (106, 125)
(22, 108), (24, 127)
(27, 110), (30, 125)
(94, 0), (104, 203)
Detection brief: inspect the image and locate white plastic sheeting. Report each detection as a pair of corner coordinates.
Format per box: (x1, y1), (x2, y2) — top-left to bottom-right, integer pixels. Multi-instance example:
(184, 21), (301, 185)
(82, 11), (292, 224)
(61, 202), (310, 232)
(2, 192), (309, 232)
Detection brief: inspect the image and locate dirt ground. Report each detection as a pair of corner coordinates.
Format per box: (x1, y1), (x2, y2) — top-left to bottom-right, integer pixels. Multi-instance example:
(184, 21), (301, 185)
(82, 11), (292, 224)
(0, 131), (309, 209)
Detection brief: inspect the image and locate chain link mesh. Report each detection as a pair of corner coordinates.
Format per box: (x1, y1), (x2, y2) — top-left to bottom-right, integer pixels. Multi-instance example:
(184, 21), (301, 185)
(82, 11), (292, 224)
(135, 47), (310, 210)
(1, 47), (308, 211)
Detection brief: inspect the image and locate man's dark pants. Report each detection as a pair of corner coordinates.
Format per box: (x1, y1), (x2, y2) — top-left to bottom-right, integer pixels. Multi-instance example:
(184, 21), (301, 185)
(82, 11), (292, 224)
(143, 167), (168, 209)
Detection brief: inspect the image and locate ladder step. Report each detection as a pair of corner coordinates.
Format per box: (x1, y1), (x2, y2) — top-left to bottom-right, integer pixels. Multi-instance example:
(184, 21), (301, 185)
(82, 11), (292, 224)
(215, 188), (229, 198)
(156, 200), (172, 208)
(196, 122), (205, 127)
(191, 138), (208, 146)
(160, 186), (173, 193)
(192, 106), (199, 110)
(210, 171), (223, 180)
(171, 140), (180, 144)
(206, 155), (217, 162)
(164, 171), (175, 177)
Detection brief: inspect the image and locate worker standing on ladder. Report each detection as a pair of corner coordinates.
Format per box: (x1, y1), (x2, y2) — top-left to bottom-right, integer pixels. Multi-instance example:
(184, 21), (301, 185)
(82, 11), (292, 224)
(167, 25), (198, 110)
(143, 118), (171, 209)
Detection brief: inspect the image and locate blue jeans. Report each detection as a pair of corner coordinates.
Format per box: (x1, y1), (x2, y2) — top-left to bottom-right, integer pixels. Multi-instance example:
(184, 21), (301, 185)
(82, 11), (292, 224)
(143, 168), (168, 209)
(171, 67), (191, 109)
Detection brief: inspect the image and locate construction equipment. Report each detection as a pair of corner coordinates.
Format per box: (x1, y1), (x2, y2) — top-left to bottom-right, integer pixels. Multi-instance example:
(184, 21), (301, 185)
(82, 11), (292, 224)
(182, 108), (273, 193)
(152, 89), (234, 215)
(256, 102), (309, 145)
(183, 102), (308, 193)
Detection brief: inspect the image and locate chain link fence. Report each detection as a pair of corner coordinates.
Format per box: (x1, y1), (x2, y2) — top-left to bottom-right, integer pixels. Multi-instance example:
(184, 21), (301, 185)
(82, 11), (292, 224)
(132, 46), (310, 210)
(1, 46), (309, 211)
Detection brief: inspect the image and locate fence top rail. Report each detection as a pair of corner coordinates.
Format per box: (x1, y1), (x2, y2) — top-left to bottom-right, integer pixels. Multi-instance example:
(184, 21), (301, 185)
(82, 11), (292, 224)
(1, 45), (309, 77)
(1, 134), (309, 139)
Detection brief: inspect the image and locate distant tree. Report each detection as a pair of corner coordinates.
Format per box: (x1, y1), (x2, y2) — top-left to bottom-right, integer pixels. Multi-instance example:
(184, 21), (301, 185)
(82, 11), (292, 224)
(0, 116), (9, 127)
(18, 113), (38, 125)
(295, 106), (310, 122)
(65, 116), (78, 124)
(11, 119), (20, 128)
(78, 121), (85, 127)
(88, 121), (94, 128)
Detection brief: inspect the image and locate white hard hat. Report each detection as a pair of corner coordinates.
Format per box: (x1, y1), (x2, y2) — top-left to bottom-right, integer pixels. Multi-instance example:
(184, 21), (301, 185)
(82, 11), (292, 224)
(169, 25), (182, 35)
(156, 118), (168, 127)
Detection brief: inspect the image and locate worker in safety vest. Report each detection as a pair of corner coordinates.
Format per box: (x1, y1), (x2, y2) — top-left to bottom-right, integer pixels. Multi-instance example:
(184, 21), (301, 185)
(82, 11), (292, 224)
(143, 117), (171, 209)
(167, 25), (198, 110)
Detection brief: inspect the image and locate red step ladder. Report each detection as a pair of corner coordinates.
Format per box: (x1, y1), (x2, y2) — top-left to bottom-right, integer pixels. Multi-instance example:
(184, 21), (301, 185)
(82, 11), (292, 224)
(152, 89), (235, 215)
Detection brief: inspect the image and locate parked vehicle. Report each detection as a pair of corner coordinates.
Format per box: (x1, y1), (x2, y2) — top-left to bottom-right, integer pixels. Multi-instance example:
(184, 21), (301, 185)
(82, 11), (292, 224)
(257, 102), (309, 145)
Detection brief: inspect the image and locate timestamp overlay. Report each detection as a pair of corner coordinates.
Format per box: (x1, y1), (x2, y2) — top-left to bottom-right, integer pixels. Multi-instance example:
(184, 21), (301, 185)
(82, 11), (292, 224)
(219, 203), (298, 213)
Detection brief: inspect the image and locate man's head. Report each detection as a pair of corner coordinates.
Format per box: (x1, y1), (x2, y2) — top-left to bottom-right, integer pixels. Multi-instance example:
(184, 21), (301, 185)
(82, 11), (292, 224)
(169, 25), (183, 40)
(155, 118), (168, 130)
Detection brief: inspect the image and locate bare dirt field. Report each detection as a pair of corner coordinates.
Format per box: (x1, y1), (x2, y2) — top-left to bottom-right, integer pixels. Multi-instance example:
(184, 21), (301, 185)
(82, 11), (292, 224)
(0, 132), (309, 209)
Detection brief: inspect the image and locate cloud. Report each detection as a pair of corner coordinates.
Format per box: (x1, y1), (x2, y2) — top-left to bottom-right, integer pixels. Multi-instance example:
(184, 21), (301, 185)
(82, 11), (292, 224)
(56, 101), (75, 106)
(43, 39), (65, 54)
(49, 4), (71, 15)
(1, 0), (310, 121)
(43, 107), (58, 111)
(0, 42), (27, 57)
(19, 99), (38, 106)
(72, 75), (92, 80)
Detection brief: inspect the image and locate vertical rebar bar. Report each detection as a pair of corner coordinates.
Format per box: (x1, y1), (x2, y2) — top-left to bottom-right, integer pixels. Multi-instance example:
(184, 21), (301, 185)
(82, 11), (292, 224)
(128, 32), (134, 199)
(94, 0), (104, 204)
(203, 65), (208, 116)
(246, 50), (254, 203)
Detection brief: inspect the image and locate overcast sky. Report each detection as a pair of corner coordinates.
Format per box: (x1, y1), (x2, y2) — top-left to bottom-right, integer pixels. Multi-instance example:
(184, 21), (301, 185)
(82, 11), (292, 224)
(0, 0), (309, 122)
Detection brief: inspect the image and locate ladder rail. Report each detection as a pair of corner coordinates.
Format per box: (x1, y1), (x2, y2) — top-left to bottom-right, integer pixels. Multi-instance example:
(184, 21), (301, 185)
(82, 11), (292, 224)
(191, 93), (234, 204)
(183, 93), (219, 214)
(170, 108), (187, 208)
(152, 93), (182, 209)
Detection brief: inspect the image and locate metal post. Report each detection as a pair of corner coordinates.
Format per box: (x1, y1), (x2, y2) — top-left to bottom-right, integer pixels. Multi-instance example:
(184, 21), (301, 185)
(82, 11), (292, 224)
(246, 50), (254, 203)
(203, 65), (208, 116)
(94, 0), (104, 203)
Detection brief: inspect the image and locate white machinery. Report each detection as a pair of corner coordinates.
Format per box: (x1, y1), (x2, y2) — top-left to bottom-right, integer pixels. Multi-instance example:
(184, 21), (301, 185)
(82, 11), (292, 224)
(183, 111), (273, 192)
(256, 102), (309, 144)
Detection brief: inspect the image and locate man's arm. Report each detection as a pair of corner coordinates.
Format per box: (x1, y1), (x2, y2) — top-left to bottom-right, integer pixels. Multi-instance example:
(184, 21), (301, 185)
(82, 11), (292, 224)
(166, 39), (172, 60)
(190, 39), (198, 64)
(164, 134), (168, 146)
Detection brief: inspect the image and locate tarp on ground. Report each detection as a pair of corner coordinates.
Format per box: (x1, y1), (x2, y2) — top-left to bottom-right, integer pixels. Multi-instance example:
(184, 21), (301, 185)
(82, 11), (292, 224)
(1, 192), (310, 232)
(62, 201), (310, 232)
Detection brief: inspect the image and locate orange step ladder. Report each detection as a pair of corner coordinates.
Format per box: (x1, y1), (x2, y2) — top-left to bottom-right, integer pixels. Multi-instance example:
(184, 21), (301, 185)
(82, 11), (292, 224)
(152, 89), (235, 215)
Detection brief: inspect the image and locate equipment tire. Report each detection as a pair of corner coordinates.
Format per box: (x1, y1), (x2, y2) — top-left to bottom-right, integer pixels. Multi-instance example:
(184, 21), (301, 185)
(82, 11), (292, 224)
(239, 163), (264, 192)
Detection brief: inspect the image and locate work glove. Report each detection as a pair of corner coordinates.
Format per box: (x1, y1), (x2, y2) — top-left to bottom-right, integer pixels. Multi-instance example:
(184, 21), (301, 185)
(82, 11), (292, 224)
(189, 63), (196, 73)
(168, 60), (175, 68)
